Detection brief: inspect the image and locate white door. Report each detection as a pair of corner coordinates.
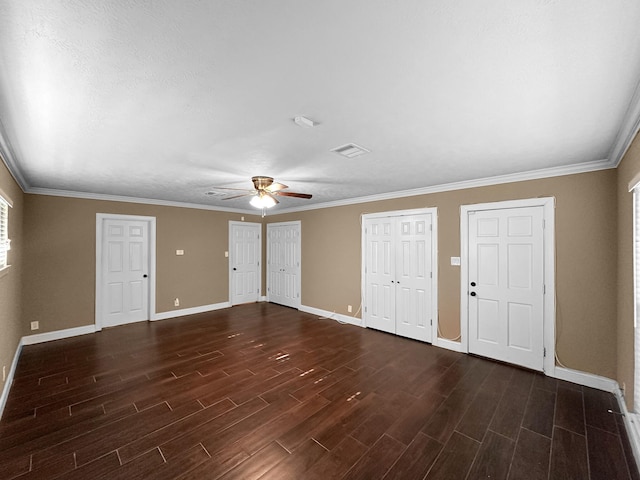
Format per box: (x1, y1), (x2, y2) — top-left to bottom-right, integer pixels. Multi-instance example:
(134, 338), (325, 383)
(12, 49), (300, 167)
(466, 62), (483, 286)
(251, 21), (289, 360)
(101, 218), (150, 328)
(395, 214), (433, 342)
(267, 222), (301, 309)
(229, 222), (261, 305)
(364, 212), (434, 342)
(468, 206), (544, 371)
(364, 216), (396, 333)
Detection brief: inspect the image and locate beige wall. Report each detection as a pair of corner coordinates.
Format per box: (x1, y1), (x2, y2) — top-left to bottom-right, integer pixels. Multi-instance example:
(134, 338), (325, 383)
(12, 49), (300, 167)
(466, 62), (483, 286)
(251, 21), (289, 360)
(3, 163), (624, 396)
(270, 169), (619, 379)
(617, 132), (640, 409)
(22, 194), (261, 334)
(0, 159), (24, 395)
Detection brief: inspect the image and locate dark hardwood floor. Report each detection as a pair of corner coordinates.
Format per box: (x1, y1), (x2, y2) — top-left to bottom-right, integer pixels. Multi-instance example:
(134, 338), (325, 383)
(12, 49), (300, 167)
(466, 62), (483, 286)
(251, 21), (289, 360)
(0, 303), (637, 479)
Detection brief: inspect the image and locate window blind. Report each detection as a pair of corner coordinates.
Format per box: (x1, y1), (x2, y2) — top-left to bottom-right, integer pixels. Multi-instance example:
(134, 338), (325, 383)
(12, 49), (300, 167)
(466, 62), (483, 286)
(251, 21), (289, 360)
(0, 196), (7, 269)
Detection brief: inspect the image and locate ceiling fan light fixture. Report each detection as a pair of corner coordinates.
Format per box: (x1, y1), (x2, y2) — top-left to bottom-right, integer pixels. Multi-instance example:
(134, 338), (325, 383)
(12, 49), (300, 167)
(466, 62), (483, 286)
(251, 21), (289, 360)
(250, 192), (276, 209)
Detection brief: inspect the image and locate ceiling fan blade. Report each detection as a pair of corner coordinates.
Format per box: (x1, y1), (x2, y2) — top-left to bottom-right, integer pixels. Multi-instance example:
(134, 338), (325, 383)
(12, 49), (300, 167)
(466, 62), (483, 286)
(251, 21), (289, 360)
(266, 182), (288, 192)
(213, 187), (254, 191)
(222, 193), (253, 200)
(275, 191), (312, 199)
(265, 192), (280, 204)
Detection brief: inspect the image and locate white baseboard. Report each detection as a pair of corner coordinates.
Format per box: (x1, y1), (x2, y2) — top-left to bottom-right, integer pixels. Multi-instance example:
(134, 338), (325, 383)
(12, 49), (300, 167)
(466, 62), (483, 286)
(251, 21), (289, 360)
(22, 325), (97, 346)
(614, 388), (640, 472)
(259, 296), (267, 302)
(434, 337), (464, 352)
(152, 302), (230, 321)
(0, 340), (23, 420)
(552, 366), (619, 393)
(299, 305), (363, 327)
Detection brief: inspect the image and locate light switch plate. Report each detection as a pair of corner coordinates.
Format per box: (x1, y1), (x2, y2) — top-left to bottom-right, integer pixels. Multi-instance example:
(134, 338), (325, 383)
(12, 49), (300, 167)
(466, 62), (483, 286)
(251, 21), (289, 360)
(451, 256), (461, 266)
(176, 249), (184, 256)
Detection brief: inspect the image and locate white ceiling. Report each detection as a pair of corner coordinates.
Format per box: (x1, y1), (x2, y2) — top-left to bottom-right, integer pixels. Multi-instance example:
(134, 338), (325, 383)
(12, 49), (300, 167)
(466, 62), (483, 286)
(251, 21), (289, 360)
(1, 1), (640, 213)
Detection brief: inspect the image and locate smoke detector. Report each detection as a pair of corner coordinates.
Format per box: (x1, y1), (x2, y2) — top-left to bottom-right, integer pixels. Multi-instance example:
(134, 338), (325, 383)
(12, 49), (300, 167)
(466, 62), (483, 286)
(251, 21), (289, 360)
(294, 116), (316, 128)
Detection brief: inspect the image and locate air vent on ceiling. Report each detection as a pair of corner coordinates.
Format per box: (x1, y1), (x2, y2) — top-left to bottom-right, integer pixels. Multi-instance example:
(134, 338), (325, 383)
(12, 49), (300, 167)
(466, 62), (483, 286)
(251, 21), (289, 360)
(331, 143), (370, 158)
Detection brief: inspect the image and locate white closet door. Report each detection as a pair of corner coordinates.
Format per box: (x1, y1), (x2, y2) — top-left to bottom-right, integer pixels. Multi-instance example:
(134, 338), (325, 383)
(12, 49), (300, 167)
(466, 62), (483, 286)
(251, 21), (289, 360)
(395, 214), (433, 343)
(267, 222), (301, 309)
(364, 217), (396, 334)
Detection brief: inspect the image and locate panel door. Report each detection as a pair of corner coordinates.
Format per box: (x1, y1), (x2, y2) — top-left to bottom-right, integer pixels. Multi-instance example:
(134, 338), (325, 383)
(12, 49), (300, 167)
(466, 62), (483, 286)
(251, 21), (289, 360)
(364, 217), (396, 334)
(468, 206), (544, 371)
(230, 223), (260, 305)
(395, 214), (433, 342)
(267, 222), (300, 309)
(102, 219), (149, 328)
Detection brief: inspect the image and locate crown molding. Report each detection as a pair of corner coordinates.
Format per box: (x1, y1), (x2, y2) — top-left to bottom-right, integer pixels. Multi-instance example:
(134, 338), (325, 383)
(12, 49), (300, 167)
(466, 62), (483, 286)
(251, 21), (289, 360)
(611, 77), (640, 167)
(273, 158), (615, 215)
(0, 122), (29, 191)
(26, 158), (615, 216)
(26, 187), (253, 214)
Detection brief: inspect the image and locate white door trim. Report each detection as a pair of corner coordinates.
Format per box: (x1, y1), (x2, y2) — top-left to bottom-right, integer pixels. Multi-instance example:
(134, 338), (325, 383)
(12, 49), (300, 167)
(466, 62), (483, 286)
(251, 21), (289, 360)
(95, 213), (157, 330)
(361, 207), (438, 343)
(266, 220), (302, 309)
(460, 197), (555, 374)
(228, 221), (262, 305)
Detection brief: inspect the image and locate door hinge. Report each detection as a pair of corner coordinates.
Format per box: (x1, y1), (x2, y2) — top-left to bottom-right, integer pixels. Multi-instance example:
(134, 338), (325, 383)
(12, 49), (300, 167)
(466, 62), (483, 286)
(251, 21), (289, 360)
(430, 319), (432, 326)
(543, 284), (546, 294)
(297, 293), (300, 298)
(543, 347), (546, 357)
(430, 272), (432, 279)
(430, 224), (432, 231)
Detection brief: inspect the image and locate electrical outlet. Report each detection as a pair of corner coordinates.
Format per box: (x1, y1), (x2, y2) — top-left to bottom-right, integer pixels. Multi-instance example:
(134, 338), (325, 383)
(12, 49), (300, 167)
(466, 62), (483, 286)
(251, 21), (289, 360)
(347, 305), (353, 313)
(2, 366), (6, 382)
(622, 382), (627, 395)
(30, 321), (39, 331)
(174, 298), (180, 307)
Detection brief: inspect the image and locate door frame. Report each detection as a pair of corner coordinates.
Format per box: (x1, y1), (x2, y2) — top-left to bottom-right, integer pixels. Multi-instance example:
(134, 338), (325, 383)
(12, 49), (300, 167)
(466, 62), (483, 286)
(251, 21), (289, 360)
(460, 197), (555, 374)
(361, 207), (438, 342)
(228, 221), (262, 305)
(266, 220), (302, 309)
(95, 213), (157, 331)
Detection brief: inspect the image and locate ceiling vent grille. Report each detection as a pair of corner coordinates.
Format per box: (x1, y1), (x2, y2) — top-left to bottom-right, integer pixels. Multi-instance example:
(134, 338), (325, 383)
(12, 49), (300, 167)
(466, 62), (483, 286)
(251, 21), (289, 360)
(331, 143), (370, 158)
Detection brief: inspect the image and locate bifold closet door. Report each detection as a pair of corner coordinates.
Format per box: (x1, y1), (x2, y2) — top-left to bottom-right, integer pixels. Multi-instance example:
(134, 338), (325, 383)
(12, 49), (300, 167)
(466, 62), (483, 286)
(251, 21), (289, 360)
(364, 213), (433, 343)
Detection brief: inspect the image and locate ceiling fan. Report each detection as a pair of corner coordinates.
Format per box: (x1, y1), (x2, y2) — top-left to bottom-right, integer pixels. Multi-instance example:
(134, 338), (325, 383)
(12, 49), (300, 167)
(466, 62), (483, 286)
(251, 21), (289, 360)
(217, 176), (312, 213)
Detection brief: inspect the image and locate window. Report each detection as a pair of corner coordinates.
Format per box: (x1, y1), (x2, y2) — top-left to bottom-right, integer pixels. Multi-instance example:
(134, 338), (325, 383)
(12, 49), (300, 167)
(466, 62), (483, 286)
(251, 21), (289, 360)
(0, 195), (8, 270)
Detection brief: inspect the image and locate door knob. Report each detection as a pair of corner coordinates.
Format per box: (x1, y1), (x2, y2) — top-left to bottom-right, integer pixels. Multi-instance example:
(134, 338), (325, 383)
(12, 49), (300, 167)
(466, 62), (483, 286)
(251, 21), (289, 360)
(470, 281), (476, 287)
(143, 274), (148, 278)
(233, 267), (237, 271)
(470, 292), (476, 296)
